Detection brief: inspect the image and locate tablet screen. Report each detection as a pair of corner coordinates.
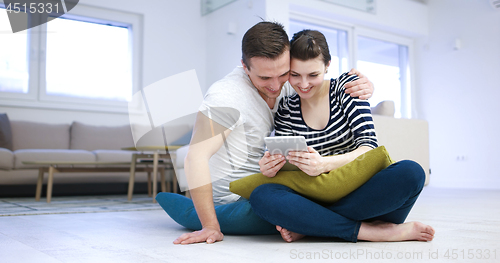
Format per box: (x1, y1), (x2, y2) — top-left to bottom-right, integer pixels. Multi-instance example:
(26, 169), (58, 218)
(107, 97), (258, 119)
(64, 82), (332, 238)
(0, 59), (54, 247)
(264, 136), (308, 156)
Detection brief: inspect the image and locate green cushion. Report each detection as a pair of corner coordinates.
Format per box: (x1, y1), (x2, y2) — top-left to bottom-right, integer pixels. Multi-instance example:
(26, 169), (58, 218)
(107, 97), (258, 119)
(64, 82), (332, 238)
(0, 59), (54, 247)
(229, 146), (394, 203)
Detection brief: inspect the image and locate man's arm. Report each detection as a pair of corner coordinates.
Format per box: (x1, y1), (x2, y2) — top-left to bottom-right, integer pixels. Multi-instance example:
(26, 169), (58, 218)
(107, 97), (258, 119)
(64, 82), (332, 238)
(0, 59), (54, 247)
(173, 111), (231, 245)
(345, 68), (374, 100)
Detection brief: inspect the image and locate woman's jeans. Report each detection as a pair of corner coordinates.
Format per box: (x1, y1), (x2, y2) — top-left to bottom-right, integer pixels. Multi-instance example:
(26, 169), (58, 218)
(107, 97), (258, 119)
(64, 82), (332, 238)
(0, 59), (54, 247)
(249, 160), (426, 242)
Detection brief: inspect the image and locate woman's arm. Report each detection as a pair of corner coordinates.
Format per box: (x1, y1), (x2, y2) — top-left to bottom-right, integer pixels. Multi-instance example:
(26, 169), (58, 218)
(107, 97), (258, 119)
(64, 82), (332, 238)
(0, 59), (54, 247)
(287, 145), (372, 176)
(338, 74), (378, 150)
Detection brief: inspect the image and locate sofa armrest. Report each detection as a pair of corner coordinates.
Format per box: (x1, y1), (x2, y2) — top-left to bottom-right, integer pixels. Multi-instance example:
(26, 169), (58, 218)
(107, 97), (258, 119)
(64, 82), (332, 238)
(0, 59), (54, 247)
(172, 145), (189, 191)
(0, 148), (14, 170)
(372, 115), (430, 185)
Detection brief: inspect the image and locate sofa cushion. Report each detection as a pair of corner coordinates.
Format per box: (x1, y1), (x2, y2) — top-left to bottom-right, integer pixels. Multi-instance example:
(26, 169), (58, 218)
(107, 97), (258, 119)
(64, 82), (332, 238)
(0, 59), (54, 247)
(174, 145), (189, 168)
(14, 149), (96, 169)
(0, 148), (14, 170)
(133, 124), (192, 149)
(0, 113), (13, 151)
(170, 129), (192, 146)
(70, 122), (134, 151)
(93, 150), (136, 163)
(11, 121), (70, 150)
(372, 115), (430, 184)
(371, 100), (395, 117)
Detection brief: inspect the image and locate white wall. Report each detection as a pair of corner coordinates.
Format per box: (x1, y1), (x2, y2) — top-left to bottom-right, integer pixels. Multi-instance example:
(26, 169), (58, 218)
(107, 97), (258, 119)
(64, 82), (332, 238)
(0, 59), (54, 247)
(203, 0), (429, 87)
(0, 0), (207, 126)
(266, 0), (428, 38)
(416, 0), (500, 189)
(204, 0), (266, 90)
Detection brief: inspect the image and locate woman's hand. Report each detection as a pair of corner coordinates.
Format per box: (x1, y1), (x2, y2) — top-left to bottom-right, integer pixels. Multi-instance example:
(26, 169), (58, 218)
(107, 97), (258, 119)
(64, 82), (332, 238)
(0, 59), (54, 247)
(259, 151), (286, 177)
(287, 146), (327, 176)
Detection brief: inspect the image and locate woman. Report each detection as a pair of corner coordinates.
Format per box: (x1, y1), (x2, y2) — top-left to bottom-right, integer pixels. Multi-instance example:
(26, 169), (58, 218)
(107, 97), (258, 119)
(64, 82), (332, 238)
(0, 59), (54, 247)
(251, 29), (435, 243)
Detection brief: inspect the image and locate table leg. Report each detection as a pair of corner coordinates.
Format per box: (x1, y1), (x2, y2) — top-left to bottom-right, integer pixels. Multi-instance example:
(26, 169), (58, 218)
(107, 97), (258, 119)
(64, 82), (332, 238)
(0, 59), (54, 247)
(147, 171), (152, 197)
(173, 170), (178, 194)
(35, 168), (44, 201)
(166, 169), (172, 193)
(47, 166), (55, 203)
(170, 155), (178, 194)
(160, 167), (166, 193)
(152, 151), (159, 203)
(128, 154), (138, 201)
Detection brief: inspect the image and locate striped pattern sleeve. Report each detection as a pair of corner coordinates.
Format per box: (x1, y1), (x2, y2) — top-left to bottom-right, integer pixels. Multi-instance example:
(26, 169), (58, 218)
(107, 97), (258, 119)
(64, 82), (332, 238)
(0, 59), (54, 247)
(274, 96), (295, 136)
(334, 73), (378, 149)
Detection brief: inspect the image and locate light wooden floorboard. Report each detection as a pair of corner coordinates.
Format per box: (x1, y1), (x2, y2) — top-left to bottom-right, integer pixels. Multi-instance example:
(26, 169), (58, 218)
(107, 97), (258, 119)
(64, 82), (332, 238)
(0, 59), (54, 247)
(1, 187), (499, 263)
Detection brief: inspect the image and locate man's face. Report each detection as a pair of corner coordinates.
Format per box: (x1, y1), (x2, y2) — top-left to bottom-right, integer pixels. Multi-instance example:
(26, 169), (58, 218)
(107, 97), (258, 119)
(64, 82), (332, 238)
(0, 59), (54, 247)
(242, 51), (290, 102)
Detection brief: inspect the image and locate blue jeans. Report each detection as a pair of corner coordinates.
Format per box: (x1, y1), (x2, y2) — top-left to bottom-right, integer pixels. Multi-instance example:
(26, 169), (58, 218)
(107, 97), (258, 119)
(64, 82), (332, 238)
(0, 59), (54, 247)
(156, 192), (276, 235)
(249, 160), (426, 242)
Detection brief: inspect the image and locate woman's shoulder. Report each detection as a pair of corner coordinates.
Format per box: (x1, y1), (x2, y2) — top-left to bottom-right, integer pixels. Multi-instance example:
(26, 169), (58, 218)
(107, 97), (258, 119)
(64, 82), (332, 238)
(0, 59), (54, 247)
(331, 72), (359, 87)
(330, 72), (360, 97)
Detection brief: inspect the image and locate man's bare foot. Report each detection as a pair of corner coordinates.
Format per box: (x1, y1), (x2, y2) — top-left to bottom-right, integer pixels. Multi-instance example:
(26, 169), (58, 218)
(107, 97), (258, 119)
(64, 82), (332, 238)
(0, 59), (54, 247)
(358, 221), (435, 242)
(276, 225), (306, 243)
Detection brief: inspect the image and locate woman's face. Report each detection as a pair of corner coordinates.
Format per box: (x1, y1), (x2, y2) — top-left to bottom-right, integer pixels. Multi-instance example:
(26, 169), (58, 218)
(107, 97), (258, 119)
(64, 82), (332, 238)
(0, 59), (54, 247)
(289, 56), (329, 100)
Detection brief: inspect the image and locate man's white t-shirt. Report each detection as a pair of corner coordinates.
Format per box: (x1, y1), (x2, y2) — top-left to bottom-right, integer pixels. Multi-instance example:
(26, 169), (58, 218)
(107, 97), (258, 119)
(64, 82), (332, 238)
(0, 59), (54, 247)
(199, 66), (290, 205)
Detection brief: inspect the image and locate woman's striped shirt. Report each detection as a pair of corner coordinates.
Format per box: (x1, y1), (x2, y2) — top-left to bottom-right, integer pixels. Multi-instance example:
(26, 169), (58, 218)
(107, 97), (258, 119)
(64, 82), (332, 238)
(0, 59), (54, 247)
(274, 73), (378, 156)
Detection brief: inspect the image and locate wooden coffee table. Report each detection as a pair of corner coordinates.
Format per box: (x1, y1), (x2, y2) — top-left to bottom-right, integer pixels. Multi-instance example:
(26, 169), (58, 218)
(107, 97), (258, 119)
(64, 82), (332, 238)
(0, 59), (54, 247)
(122, 146), (180, 202)
(22, 161), (163, 203)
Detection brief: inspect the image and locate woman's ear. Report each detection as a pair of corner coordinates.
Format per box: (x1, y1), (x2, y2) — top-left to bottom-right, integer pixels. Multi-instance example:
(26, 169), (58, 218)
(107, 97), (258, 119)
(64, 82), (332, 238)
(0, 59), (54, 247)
(325, 61), (331, 73)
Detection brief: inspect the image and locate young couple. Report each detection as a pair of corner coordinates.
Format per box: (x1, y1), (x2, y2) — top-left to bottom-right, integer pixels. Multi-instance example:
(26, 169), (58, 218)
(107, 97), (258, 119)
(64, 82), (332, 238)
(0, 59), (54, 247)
(156, 21), (434, 245)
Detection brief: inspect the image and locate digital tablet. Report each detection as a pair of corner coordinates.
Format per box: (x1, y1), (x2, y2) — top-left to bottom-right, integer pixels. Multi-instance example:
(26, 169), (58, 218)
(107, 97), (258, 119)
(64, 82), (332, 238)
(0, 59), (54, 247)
(264, 136), (308, 171)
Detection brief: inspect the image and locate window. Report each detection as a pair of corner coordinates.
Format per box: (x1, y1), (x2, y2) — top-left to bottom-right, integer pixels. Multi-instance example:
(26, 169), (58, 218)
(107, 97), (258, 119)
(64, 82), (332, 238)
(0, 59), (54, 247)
(0, 7), (29, 94)
(289, 13), (414, 118)
(45, 17), (132, 101)
(357, 35), (411, 118)
(0, 4), (142, 112)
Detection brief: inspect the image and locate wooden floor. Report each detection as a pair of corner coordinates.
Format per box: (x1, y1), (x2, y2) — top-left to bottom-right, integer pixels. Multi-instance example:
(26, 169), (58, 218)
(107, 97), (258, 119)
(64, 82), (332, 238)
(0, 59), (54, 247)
(1, 187), (499, 263)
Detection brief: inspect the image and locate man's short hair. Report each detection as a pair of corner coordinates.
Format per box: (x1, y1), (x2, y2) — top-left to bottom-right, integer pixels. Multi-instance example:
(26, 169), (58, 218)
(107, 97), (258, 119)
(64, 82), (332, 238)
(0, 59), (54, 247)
(241, 21), (290, 70)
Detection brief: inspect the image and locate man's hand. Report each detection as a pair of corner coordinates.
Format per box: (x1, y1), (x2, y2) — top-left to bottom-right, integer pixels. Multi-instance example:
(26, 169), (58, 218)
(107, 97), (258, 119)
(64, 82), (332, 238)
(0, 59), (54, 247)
(173, 227), (224, 245)
(259, 151), (286, 177)
(287, 146), (326, 176)
(345, 68), (374, 100)
(175, 111), (227, 245)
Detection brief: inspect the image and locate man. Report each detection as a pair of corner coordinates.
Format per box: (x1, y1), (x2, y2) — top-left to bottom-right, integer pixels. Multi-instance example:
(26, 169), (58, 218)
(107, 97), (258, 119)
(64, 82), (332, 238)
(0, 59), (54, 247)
(156, 21), (373, 245)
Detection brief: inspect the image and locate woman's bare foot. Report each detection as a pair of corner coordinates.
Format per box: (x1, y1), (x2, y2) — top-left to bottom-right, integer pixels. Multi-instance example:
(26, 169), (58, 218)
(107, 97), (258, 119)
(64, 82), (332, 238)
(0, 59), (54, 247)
(358, 221), (435, 242)
(276, 225), (306, 242)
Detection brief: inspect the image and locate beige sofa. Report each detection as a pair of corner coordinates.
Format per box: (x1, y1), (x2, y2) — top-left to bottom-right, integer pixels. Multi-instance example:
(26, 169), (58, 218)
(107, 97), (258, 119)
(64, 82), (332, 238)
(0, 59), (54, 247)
(0, 120), (146, 188)
(173, 101), (430, 192)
